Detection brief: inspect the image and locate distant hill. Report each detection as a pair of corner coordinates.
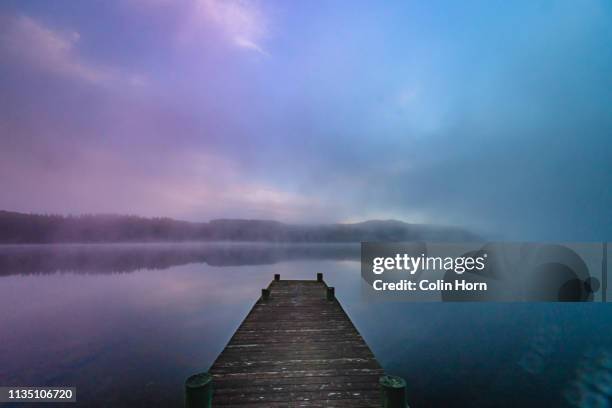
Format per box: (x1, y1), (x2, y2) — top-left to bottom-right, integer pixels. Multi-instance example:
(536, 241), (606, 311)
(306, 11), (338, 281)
(0, 210), (479, 244)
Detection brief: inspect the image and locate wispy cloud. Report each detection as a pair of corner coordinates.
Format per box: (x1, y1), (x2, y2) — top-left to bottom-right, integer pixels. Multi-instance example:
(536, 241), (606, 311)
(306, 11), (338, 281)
(197, 0), (268, 54)
(233, 36), (267, 55)
(126, 0), (271, 55)
(0, 15), (146, 86)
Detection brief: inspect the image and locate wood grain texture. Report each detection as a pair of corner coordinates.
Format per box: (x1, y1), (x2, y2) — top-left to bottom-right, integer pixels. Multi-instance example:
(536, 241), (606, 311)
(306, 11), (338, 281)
(209, 279), (383, 407)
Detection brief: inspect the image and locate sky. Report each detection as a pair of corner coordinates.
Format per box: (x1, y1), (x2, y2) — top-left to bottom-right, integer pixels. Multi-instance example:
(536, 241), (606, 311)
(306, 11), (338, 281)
(0, 0), (610, 240)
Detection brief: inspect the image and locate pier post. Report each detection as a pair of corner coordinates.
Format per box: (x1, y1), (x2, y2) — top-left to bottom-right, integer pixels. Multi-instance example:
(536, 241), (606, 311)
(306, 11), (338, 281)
(261, 288), (270, 301)
(185, 372), (213, 408)
(274, 274), (280, 281)
(317, 273), (323, 282)
(326, 286), (335, 301)
(380, 375), (407, 407)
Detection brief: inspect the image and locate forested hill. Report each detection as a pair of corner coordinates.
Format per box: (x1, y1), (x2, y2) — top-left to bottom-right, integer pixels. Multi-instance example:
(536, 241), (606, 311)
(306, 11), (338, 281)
(0, 211), (479, 244)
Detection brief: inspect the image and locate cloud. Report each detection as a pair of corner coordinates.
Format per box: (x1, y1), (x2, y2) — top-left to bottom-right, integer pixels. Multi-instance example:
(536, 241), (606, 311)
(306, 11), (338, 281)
(0, 14), (146, 86)
(234, 36), (267, 55)
(142, 0), (269, 55)
(0, 139), (329, 222)
(195, 0), (268, 54)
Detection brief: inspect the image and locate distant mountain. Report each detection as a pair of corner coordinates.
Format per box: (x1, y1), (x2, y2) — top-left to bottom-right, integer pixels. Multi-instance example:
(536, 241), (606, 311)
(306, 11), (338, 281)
(0, 210), (479, 244)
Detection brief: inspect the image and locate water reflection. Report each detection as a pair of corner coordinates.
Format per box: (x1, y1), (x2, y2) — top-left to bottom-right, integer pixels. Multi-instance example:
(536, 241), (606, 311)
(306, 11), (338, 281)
(0, 243), (359, 275)
(0, 243), (610, 407)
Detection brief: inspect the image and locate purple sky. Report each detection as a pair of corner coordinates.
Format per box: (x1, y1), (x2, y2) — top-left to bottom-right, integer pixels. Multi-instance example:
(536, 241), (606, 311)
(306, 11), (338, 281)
(0, 1), (611, 239)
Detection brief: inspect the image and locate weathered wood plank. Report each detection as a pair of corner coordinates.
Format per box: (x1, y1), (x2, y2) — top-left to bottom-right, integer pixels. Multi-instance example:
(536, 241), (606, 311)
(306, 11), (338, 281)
(208, 278), (383, 407)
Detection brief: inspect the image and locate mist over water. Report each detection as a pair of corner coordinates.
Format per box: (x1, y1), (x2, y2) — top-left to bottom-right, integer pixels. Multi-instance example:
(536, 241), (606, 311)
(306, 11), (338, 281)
(1, 243), (610, 408)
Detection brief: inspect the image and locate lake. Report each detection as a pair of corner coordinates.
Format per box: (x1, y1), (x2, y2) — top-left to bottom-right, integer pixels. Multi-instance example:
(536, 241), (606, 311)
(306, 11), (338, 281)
(0, 243), (610, 407)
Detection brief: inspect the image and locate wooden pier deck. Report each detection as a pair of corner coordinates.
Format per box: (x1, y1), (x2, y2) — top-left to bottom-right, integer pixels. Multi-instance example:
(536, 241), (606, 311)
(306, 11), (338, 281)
(208, 275), (384, 407)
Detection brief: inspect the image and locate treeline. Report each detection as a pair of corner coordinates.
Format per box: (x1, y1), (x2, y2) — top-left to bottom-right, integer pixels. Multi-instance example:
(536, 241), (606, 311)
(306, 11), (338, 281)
(0, 211), (479, 244)
(0, 211), (203, 243)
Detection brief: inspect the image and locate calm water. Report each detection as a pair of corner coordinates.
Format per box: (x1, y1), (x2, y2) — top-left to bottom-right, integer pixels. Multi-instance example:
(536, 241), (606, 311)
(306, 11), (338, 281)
(0, 243), (610, 407)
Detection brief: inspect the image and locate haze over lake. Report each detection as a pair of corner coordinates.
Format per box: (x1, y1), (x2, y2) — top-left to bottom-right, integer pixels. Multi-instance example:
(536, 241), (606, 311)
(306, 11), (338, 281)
(1, 243), (610, 407)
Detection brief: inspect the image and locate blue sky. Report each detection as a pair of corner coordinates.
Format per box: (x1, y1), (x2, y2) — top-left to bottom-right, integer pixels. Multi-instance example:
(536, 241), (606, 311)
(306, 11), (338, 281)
(0, 0), (610, 239)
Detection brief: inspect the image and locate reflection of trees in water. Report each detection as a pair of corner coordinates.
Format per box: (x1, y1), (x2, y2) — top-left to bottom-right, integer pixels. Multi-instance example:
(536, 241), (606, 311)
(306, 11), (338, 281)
(0, 243), (361, 276)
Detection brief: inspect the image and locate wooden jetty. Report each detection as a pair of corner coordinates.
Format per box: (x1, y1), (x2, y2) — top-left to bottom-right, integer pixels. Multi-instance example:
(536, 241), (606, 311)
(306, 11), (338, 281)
(185, 273), (407, 408)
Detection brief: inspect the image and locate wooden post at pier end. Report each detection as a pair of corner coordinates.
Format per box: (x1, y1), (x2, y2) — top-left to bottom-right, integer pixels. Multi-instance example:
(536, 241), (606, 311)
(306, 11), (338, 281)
(261, 288), (270, 301)
(380, 374), (408, 407)
(326, 286), (335, 301)
(184, 372), (212, 408)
